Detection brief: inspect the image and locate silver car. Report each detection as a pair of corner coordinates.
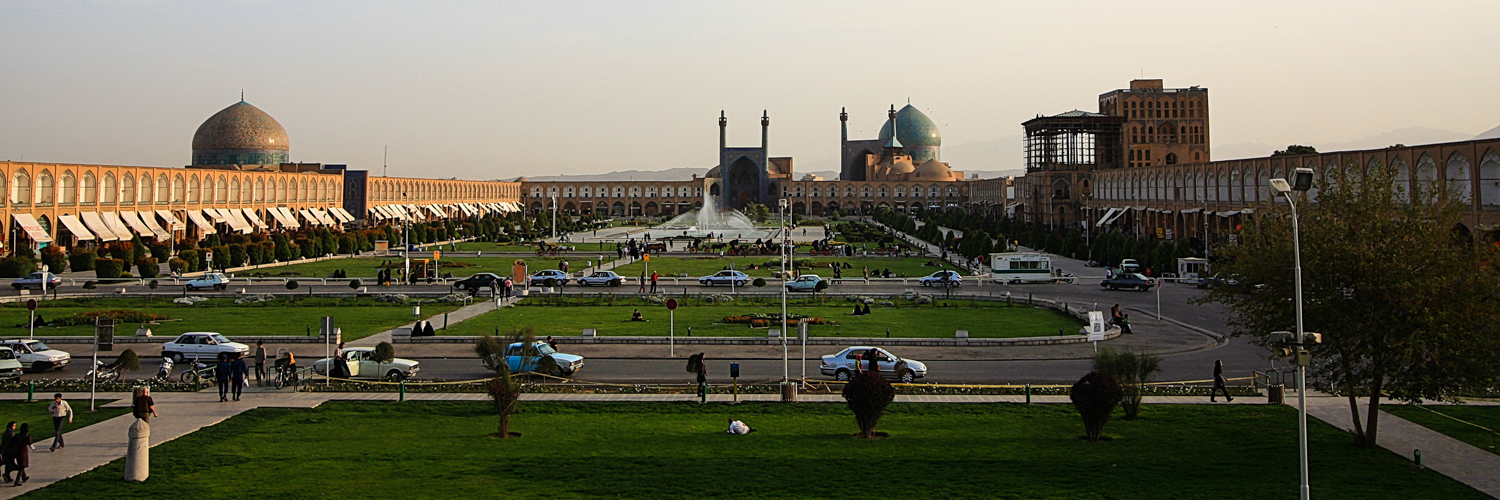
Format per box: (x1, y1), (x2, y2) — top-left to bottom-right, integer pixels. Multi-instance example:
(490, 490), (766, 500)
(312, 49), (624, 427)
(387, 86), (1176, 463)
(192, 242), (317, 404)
(820, 346), (927, 383)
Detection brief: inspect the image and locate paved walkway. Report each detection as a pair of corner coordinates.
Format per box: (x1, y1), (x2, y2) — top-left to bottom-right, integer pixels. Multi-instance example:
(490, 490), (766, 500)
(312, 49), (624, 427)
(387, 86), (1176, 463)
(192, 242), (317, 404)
(0, 389), (1493, 497)
(348, 296), (518, 347)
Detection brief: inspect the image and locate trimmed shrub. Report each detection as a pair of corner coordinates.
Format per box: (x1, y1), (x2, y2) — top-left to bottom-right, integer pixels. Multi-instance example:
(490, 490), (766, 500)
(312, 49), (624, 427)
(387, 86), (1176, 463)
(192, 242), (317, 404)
(348, 279), (363, 290)
(149, 242), (170, 262)
(1070, 371), (1124, 442)
(212, 245), (231, 270)
(135, 258), (160, 279)
(1092, 348), (1162, 420)
(286, 280), (299, 290)
(0, 255), (37, 278)
(228, 243), (246, 269)
(40, 245), (67, 273)
(168, 258), (188, 274)
(94, 258), (125, 279)
(177, 249), (199, 272)
(68, 249), (97, 273)
(842, 355), (896, 439)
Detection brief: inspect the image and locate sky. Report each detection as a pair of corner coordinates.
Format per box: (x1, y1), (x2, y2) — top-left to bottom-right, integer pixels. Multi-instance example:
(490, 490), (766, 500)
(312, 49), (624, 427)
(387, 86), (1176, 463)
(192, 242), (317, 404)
(1, 0), (1496, 180)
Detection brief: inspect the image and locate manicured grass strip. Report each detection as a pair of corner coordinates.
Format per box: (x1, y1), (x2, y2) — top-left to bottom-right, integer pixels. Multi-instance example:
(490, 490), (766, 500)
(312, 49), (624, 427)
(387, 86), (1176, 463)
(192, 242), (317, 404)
(441, 297), (1083, 338)
(612, 256), (964, 280)
(1383, 405), (1500, 456)
(250, 256), (610, 279)
(20, 401), (1486, 500)
(0, 400), (130, 443)
(0, 297), (466, 341)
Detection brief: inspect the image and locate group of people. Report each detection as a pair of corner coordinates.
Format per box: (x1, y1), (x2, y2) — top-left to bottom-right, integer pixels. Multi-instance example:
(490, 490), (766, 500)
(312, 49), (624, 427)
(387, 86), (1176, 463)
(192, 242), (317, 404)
(213, 351), (252, 402)
(862, 267), (895, 279)
(1108, 304), (1133, 335)
(851, 304), (873, 316)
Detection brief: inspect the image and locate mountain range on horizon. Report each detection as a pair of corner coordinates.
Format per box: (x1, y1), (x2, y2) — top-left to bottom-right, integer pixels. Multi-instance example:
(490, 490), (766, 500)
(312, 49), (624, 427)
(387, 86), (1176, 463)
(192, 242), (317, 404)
(517, 125), (1498, 182)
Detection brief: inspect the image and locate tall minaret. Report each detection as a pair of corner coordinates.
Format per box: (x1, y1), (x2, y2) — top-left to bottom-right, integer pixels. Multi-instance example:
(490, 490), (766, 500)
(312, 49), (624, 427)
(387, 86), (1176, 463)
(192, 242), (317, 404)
(881, 104), (902, 160)
(760, 110), (769, 152)
(839, 107), (848, 142)
(718, 110), (727, 153)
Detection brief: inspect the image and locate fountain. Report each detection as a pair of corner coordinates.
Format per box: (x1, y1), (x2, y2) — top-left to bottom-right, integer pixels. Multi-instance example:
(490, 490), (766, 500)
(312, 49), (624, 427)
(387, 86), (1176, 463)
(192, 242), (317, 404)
(647, 192), (770, 240)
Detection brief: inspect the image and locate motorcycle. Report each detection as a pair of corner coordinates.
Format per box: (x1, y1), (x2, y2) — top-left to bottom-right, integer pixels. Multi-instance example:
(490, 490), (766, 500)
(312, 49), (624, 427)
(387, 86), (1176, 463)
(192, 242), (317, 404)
(179, 359), (215, 383)
(83, 360), (121, 383)
(156, 357), (174, 381)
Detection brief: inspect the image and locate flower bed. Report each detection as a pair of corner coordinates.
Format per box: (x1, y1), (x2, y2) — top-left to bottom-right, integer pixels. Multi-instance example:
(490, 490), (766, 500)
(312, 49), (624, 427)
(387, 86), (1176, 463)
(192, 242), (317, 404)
(722, 313), (835, 327)
(53, 310), (171, 326)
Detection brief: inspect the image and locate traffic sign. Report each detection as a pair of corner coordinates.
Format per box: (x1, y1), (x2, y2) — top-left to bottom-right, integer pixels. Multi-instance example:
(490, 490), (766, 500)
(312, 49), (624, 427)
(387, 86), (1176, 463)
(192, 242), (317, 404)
(666, 298), (678, 311)
(26, 299), (36, 311)
(644, 253), (650, 262)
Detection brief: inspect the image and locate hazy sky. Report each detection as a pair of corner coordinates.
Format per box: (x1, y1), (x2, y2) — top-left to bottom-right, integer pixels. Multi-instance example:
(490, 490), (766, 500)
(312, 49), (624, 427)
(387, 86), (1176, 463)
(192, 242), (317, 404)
(2, 1), (1496, 180)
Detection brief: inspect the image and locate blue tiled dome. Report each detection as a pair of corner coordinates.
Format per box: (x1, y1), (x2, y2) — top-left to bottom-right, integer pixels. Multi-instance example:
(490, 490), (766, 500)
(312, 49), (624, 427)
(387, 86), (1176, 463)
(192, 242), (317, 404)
(878, 104), (941, 162)
(191, 101), (290, 166)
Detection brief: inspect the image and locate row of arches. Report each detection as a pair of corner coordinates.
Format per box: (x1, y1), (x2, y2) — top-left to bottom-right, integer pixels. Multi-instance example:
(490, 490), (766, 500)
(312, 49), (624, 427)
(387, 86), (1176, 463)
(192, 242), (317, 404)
(369, 177), (515, 202)
(5, 168), (341, 206)
(786, 182), (964, 199)
(526, 183), (704, 200)
(1092, 149), (1500, 207)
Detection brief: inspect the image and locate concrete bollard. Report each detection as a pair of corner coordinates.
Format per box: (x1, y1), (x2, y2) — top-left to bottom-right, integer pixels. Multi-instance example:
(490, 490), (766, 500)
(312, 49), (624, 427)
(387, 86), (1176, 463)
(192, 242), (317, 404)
(125, 419), (150, 482)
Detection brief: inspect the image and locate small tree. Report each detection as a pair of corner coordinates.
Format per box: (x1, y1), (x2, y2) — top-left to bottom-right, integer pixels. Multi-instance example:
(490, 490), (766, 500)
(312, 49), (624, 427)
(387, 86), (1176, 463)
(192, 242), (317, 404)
(477, 327), (537, 438)
(1092, 348), (1161, 420)
(286, 280), (299, 290)
(1070, 371), (1123, 442)
(814, 279), (830, 302)
(113, 349), (142, 376)
(752, 278), (766, 287)
(348, 278), (363, 290)
(372, 341), (396, 379)
(841, 352), (895, 438)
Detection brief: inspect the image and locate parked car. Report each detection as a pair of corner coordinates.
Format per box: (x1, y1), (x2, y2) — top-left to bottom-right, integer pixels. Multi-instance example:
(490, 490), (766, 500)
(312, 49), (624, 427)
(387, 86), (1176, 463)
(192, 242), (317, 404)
(185, 273), (230, 291)
(698, 270), (749, 287)
(454, 273), (504, 292)
(1118, 259), (1142, 274)
(312, 347), (420, 380)
(820, 346), (927, 383)
(918, 270), (964, 288)
(785, 274), (826, 292)
(0, 347), (22, 380)
(528, 269), (571, 287)
(0, 339), (71, 372)
(10, 272), (61, 290)
(1101, 273), (1155, 291)
(160, 332), (250, 363)
(577, 271), (625, 287)
(481, 341), (584, 376)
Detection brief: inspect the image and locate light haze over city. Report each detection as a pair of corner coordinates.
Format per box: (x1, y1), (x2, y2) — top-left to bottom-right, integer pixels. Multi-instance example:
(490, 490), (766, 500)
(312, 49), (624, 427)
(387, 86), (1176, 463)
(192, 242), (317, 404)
(2, 0), (1496, 179)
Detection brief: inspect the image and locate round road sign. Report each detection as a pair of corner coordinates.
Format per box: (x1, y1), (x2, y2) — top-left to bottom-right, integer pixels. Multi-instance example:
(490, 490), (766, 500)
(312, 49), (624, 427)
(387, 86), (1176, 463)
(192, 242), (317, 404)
(26, 299), (36, 311)
(665, 298), (678, 311)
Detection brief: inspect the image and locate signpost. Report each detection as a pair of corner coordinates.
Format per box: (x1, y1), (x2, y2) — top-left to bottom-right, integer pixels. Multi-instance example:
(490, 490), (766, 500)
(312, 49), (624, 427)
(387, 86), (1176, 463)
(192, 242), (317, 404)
(730, 362), (740, 404)
(26, 299), (36, 340)
(665, 298), (678, 357)
(91, 318), (114, 411)
(1087, 311), (1107, 353)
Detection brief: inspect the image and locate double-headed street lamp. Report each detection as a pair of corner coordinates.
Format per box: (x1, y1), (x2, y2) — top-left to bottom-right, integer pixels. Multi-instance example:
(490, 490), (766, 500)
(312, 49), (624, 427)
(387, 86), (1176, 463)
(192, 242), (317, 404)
(1271, 167), (1316, 500)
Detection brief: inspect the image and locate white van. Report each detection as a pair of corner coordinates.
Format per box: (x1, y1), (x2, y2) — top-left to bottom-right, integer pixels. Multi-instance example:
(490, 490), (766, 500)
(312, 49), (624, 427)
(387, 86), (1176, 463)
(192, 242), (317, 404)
(990, 252), (1070, 284)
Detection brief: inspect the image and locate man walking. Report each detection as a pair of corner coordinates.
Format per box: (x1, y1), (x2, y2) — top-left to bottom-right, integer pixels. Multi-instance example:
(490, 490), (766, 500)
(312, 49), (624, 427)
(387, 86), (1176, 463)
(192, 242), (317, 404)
(1210, 360), (1234, 402)
(650, 271), (659, 293)
(254, 341), (267, 386)
(215, 353), (232, 402)
(230, 353), (249, 401)
(46, 394), (71, 451)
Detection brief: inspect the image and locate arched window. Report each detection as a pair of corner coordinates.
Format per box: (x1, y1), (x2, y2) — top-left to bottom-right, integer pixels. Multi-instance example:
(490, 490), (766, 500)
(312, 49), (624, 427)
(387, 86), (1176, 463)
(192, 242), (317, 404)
(12, 171), (30, 204)
(121, 174), (135, 203)
(241, 178), (252, 202)
(102, 173), (116, 204)
(60, 172), (77, 204)
(1446, 152), (1472, 204)
(254, 179), (266, 202)
(83, 172), (98, 204)
(277, 179), (288, 203)
(216, 176), (228, 203)
(186, 175), (200, 203)
(229, 178), (241, 202)
(173, 175), (186, 203)
(1415, 154), (1437, 203)
(37, 171), (55, 204)
(289, 179), (299, 202)
(1392, 157), (1411, 203)
(156, 174), (170, 203)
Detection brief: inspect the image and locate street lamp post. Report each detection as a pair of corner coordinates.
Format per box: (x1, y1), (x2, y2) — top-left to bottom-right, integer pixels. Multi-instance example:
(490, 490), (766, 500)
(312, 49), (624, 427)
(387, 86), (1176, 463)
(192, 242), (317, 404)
(1272, 167), (1315, 500)
(779, 198), (789, 383)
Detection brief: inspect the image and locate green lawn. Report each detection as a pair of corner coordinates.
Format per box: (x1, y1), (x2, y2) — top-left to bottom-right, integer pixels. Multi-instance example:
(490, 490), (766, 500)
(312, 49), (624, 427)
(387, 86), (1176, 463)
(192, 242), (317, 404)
(1383, 405), (1500, 455)
(251, 256), (613, 279)
(0, 400), (129, 443)
(0, 297), (466, 341)
(20, 401), (1485, 499)
(451, 241), (621, 252)
(612, 256), (964, 279)
(441, 297), (1080, 338)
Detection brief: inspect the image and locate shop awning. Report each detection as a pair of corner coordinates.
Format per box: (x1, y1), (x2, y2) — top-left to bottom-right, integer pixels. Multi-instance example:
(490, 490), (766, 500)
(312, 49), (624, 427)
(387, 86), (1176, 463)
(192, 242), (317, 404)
(140, 212), (171, 239)
(296, 209), (319, 226)
(268, 207), (298, 228)
(242, 208), (268, 229)
(1217, 210), (1241, 218)
(368, 207), (387, 220)
(1096, 208), (1122, 226)
(80, 212), (119, 242)
(327, 207), (349, 223)
(119, 211), (156, 239)
(11, 214), (52, 243)
(225, 209), (252, 233)
(155, 210), (186, 231)
(202, 208), (228, 224)
(1179, 208), (1202, 214)
(311, 208), (337, 226)
(102, 212), (137, 241)
(426, 205), (446, 218)
(185, 209), (215, 232)
(57, 215), (95, 241)
(335, 207), (356, 222)
(1239, 208), (1255, 215)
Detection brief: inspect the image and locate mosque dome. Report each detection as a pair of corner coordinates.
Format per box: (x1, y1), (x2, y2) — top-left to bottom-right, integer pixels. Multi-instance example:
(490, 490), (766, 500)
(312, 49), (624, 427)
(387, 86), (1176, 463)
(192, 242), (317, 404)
(706, 165), (722, 178)
(191, 101), (290, 166)
(890, 159), (915, 174)
(914, 159), (953, 179)
(877, 104), (941, 148)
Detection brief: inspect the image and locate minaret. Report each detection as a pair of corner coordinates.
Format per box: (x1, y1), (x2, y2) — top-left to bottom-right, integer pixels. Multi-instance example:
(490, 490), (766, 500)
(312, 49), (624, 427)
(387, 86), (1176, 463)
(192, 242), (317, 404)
(839, 107), (848, 142)
(881, 104), (902, 160)
(760, 110), (769, 152)
(718, 110), (727, 153)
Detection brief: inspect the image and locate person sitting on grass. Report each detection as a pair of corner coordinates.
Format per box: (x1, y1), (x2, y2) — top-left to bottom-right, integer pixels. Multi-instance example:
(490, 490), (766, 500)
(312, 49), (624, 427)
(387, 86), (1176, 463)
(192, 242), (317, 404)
(852, 304), (864, 316)
(727, 419), (756, 435)
(631, 309), (647, 322)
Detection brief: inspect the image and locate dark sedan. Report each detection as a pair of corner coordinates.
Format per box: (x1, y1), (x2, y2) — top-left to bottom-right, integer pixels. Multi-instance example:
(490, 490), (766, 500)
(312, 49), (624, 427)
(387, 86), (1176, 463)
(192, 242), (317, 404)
(454, 273), (505, 292)
(1101, 273), (1155, 291)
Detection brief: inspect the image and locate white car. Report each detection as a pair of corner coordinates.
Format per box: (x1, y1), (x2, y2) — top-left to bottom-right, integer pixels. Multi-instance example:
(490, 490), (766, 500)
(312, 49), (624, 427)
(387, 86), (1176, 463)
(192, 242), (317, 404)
(161, 332), (250, 363)
(918, 270), (963, 287)
(312, 347), (421, 380)
(819, 346), (928, 383)
(185, 273), (230, 291)
(0, 339), (71, 373)
(0, 348), (22, 379)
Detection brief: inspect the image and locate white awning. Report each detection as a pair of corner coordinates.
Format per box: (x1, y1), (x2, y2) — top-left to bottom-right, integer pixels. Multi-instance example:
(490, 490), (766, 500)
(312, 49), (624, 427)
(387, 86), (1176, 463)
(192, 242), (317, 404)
(1102, 208), (1128, 226)
(329, 207), (354, 223)
(242, 208), (268, 229)
(186, 209), (215, 232)
(1179, 208), (1202, 214)
(296, 209), (320, 226)
(1096, 208), (1121, 226)
(225, 209), (253, 233)
(202, 208), (229, 224)
(1132, 206), (1147, 211)
(57, 215), (95, 241)
(368, 207), (386, 220)
(156, 210), (186, 230)
(102, 212), (136, 241)
(1217, 210), (1241, 218)
(312, 208), (337, 226)
(119, 211), (156, 239)
(80, 212), (119, 242)
(11, 214), (52, 243)
(140, 212), (171, 239)
(268, 207), (298, 228)
(1161, 210), (1174, 215)
(1239, 208), (1255, 215)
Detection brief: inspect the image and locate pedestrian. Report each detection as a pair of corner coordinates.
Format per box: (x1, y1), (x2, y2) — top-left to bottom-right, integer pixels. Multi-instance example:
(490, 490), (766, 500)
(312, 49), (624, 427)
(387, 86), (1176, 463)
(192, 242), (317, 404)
(561, 260), (569, 273)
(503, 277), (514, 298)
(546, 336), (558, 351)
(254, 340), (267, 386)
(46, 393), (71, 451)
(1, 422), (13, 483)
(1110, 304), (1122, 325)
(133, 387), (158, 423)
(215, 353), (232, 402)
(230, 353), (249, 401)
(9, 423), (30, 486)
(1211, 360), (1234, 402)
(650, 272), (659, 293)
(333, 342), (351, 378)
(638, 272), (647, 293)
